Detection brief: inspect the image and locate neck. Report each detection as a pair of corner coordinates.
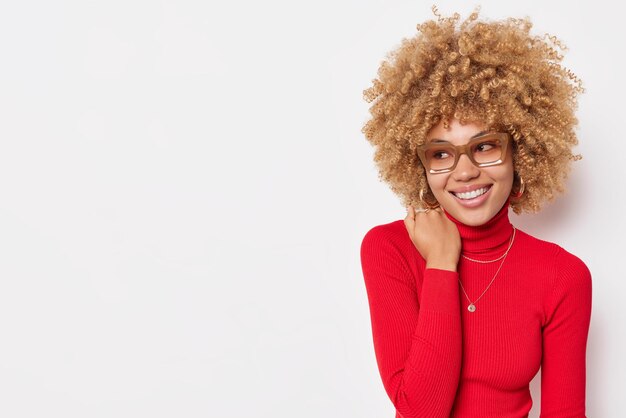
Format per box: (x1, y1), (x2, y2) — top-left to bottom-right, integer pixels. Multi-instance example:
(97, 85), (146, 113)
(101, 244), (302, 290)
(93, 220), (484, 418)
(443, 197), (514, 260)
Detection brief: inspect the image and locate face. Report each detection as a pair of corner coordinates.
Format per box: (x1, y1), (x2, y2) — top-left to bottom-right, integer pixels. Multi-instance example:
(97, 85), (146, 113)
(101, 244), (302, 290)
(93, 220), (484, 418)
(423, 118), (514, 226)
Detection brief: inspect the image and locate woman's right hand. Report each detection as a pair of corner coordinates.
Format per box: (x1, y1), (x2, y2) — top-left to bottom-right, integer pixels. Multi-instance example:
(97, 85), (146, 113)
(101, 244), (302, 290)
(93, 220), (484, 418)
(404, 205), (461, 272)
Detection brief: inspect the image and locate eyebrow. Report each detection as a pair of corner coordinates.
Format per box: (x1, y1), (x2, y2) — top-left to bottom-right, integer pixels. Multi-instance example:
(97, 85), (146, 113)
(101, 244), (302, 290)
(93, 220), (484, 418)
(428, 130), (489, 144)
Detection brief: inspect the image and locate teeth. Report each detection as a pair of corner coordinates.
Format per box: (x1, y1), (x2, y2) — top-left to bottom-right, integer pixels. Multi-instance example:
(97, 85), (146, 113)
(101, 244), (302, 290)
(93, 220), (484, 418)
(453, 186), (489, 200)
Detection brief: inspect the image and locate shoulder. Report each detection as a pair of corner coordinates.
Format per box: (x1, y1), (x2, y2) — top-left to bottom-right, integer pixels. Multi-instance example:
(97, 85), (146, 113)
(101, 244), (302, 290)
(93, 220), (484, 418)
(534, 239), (593, 320)
(514, 227), (591, 283)
(513, 227), (562, 257)
(360, 219), (418, 270)
(542, 244), (593, 329)
(361, 219), (408, 247)
(513, 229), (593, 324)
(553, 244), (592, 289)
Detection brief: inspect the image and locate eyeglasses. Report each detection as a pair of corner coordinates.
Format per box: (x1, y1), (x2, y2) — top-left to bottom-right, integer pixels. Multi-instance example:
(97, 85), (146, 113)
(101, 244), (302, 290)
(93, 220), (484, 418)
(416, 132), (511, 174)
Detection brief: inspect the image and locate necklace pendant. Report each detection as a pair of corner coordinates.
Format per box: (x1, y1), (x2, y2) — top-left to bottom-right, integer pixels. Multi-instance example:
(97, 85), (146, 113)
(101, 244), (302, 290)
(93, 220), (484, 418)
(467, 304), (476, 312)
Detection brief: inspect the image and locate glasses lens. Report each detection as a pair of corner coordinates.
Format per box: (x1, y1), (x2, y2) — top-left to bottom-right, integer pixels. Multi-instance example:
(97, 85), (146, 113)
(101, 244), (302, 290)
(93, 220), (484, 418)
(421, 135), (505, 172)
(470, 136), (503, 164)
(424, 145), (456, 171)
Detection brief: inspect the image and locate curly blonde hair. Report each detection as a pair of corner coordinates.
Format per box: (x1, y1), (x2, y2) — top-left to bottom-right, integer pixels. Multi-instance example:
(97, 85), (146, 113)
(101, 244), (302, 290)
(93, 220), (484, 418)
(361, 6), (584, 214)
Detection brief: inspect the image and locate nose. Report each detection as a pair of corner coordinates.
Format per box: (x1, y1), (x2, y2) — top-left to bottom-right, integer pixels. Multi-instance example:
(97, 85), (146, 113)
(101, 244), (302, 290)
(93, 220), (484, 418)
(453, 153), (480, 181)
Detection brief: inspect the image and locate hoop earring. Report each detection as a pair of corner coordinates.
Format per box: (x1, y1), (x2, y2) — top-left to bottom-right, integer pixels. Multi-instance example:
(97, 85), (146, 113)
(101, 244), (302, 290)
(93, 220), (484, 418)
(510, 175), (525, 199)
(419, 187), (440, 209)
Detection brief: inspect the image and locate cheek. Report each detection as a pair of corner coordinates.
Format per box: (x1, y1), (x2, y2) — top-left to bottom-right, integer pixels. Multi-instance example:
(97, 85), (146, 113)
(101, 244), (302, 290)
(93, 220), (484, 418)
(505, 157), (515, 181)
(425, 173), (448, 194)
(497, 163), (515, 192)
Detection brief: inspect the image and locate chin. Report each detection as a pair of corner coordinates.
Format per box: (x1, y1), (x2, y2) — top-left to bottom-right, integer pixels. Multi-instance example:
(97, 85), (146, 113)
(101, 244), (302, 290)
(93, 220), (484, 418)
(456, 213), (491, 226)
(441, 208), (479, 225)
(440, 197), (504, 226)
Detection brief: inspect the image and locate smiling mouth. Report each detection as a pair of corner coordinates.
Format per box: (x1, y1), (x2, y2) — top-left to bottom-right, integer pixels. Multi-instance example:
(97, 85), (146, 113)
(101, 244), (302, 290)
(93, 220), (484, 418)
(449, 185), (493, 200)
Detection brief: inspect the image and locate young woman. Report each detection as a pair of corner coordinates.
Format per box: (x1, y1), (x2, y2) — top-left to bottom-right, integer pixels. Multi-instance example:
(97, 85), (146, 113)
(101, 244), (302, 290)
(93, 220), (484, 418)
(359, 8), (592, 418)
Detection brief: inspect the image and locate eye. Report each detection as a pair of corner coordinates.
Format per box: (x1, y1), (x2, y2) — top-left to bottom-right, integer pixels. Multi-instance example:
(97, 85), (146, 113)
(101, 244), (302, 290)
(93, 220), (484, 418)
(433, 151), (450, 159)
(475, 141), (497, 152)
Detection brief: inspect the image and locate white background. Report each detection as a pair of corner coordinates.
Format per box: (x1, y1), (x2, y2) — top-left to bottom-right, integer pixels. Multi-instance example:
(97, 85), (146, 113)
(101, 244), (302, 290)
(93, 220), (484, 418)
(0, 0), (622, 417)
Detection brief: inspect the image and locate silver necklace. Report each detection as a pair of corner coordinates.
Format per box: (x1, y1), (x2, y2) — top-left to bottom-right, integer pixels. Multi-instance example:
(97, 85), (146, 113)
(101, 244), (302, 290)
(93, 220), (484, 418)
(458, 227), (516, 312)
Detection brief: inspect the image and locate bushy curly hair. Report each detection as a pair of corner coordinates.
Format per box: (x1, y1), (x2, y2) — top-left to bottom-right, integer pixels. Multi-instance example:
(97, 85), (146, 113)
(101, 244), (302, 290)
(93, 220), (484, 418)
(361, 6), (584, 214)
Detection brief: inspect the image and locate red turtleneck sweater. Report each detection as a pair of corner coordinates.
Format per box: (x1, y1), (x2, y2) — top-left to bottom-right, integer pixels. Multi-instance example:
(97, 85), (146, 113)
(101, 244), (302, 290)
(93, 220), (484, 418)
(360, 200), (592, 418)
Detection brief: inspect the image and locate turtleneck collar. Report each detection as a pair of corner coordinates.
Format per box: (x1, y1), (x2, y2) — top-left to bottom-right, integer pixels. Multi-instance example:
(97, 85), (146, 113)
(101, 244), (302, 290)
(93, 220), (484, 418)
(442, 197), (514, 260)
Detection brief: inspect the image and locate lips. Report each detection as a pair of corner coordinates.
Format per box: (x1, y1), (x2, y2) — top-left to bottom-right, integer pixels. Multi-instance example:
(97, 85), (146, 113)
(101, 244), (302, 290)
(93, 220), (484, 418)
(449, 184), (493, 200)
(448, 184), (493, 207)
(451, 185), (491, 200)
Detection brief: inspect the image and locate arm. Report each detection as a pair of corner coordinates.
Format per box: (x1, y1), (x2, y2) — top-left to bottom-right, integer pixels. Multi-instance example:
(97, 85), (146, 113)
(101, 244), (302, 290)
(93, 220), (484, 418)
(540, 247), (593, 418)
(360, 226), (462, 418)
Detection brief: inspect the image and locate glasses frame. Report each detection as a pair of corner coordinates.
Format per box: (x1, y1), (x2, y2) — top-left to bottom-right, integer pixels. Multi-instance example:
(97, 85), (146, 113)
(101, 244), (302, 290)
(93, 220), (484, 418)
(416, 132), (511, 174)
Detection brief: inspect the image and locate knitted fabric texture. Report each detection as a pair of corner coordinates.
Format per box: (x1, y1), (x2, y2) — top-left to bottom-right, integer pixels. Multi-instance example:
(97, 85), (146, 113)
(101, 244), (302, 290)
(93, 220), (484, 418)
(360, 200), (592, 417)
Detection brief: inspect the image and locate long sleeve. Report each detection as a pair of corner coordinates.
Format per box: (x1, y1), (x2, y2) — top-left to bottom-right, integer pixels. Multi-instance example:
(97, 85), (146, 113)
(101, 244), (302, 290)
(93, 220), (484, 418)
(360, 225), (463, 418)
(540, 247), (593, 418)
